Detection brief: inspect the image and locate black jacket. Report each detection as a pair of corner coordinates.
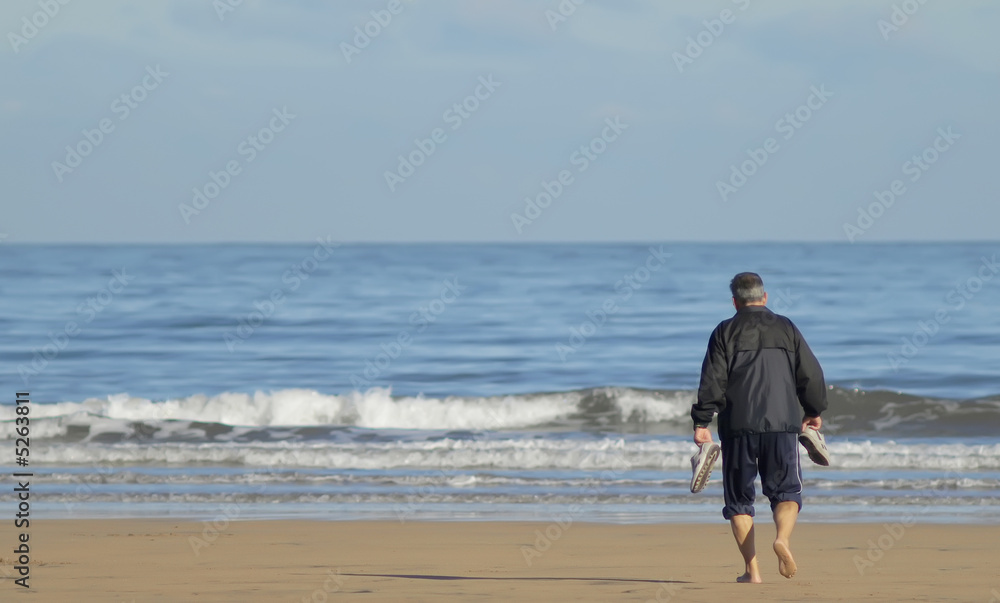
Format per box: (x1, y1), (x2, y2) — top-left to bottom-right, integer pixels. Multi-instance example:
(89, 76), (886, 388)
(691, 305), (827, 438)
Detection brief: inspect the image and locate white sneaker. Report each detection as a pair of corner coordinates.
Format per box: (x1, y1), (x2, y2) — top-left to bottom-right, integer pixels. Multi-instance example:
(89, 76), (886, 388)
(690, 442), (721, 493)
(799, 428), (831, 466)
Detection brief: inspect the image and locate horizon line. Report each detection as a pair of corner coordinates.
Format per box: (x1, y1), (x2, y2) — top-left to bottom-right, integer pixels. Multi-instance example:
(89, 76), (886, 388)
(2, 240), (997, 246)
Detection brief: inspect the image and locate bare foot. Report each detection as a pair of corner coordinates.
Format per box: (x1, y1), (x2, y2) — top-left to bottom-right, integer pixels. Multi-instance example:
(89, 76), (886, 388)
(773, 540), (797, 579)
(736, 572), (762, 584)
(736, 559), (762, 584)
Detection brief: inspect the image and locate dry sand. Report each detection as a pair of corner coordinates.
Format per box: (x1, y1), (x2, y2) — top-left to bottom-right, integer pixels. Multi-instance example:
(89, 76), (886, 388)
(2, 520), (998, 601)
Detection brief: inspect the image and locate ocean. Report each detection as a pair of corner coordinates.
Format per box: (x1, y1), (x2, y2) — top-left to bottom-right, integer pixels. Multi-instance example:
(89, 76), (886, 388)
(2, 242), (998, 523)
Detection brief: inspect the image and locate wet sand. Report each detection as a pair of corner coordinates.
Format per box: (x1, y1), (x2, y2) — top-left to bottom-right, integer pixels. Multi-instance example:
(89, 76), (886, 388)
(1, 520), (998, 601)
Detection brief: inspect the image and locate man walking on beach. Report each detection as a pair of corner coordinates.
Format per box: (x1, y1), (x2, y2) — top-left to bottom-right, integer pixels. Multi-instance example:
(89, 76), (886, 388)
(690, 273), (828, 583)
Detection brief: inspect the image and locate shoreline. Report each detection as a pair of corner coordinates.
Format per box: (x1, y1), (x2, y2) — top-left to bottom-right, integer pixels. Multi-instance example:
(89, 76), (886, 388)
(2, 520), (998, 601)
(20, 497), (1000, 524)
(16, 509), (1000, 524)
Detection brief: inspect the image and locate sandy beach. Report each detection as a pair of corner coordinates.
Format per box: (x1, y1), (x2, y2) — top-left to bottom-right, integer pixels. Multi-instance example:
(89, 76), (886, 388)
(1, 520), (997, 601)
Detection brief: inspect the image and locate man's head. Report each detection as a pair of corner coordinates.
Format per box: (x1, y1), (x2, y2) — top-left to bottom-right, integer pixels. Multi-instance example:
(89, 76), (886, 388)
(730, 272), (767, 309)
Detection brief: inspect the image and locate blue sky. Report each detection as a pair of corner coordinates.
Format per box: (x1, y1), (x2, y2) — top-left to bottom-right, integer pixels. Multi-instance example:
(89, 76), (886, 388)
(1, 0), (997, 243)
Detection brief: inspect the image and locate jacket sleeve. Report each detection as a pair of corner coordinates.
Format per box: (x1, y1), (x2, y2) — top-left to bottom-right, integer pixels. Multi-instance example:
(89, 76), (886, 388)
(692, 324), (728, 428)
(792, 323), (828, 417)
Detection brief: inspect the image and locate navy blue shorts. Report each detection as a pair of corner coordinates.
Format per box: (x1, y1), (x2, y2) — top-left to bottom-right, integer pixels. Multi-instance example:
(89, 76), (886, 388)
(721, 432), (802, 520)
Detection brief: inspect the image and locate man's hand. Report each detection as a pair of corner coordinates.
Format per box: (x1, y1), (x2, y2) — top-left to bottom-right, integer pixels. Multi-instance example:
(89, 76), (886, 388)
(802, 415), (822, 431)
(694, 427), (713, 445)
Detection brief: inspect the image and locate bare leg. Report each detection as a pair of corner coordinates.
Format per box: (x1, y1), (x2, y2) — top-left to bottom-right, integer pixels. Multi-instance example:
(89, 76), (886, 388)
(730, 514), (761, 583)
(772, 501), (798, 578)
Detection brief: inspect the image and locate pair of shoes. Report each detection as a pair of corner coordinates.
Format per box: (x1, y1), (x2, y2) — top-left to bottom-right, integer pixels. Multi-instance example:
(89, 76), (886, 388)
(799, 428), (831, 466)
(690, 442), (721, 493)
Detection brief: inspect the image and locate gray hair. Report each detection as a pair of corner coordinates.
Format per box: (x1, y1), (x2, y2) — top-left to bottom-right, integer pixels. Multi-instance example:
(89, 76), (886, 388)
(730, 272), (765, 305)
